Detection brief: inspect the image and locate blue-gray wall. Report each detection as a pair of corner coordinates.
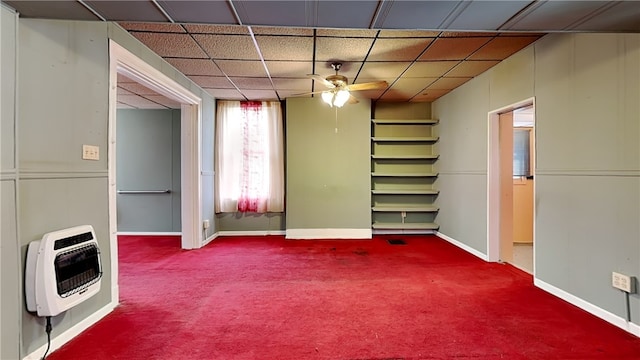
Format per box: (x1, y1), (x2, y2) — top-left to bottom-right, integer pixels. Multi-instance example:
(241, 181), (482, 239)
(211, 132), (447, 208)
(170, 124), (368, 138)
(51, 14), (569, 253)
(116, 109), (181, 233)
(0, 13), (216, 358)
(433, 33), (640, 326)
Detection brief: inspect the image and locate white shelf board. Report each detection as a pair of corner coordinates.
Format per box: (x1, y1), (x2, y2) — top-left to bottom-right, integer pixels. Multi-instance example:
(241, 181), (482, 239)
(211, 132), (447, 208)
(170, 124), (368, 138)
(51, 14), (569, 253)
(372, 119), (439, 125)
(372, 172), (438, 177)
(372, 222), (440, 230)
(372, 137), (439, 142)
(372, 189), (439, 195)
(372, 206), (439, 212)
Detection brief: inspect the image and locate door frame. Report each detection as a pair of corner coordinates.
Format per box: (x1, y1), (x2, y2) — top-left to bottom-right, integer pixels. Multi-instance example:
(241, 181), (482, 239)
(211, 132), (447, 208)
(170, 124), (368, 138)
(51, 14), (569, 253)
(487, 97), (535, 267)
(108, 40), (203, 304)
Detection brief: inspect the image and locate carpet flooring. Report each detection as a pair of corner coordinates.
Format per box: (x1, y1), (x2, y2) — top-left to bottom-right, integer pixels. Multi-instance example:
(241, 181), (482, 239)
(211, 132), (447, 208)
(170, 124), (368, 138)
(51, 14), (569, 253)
(47, 235), (640, 359)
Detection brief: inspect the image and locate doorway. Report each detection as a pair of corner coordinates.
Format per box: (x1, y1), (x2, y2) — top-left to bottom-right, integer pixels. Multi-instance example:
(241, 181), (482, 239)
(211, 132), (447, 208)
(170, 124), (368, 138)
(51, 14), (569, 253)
(108, 40), (203, 304)
(487, 98), (536, 275)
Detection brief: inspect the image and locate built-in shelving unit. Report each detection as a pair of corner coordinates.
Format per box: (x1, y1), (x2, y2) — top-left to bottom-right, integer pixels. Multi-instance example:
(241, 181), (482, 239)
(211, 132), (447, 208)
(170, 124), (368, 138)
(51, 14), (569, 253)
(371, 117), (439, 232)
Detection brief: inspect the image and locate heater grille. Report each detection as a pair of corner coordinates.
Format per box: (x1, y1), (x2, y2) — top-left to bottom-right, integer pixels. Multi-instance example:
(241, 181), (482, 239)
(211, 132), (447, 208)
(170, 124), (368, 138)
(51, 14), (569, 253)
(54, 244), (101, 297)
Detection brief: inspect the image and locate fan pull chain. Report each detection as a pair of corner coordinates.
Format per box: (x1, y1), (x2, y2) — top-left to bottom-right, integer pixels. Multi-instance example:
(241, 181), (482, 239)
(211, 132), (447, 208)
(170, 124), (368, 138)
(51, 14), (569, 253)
(335, 106), (338, 133)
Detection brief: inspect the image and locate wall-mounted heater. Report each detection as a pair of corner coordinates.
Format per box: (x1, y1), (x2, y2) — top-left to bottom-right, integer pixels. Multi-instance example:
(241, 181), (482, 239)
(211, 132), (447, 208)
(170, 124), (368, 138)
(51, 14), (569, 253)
(25, 225), (102, 317)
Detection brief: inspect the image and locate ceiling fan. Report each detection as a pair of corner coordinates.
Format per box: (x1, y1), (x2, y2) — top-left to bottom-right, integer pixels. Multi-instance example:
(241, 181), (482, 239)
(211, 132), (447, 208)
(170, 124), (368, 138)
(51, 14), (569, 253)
(302, 62), (388, 107)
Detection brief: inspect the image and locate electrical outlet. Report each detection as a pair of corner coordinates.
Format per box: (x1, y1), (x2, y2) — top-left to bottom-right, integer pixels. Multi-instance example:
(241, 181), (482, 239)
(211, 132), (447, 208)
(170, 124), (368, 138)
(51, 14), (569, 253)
(82, 145), (99, 161)
(612, 272), (636, 293)
(203, 220), (210, 229)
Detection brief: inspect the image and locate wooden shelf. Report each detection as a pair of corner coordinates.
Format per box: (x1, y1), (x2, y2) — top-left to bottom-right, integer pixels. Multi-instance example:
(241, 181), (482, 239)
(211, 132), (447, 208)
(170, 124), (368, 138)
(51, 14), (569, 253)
(372, 136), (439, 142)
(372, 189), (439, 195)
(372, 119), (439, 125)
(372, 222), (440, 230)
(372, 172), (438, 177)
(372, 154), (439, 160)
(372, 205), (439, 212)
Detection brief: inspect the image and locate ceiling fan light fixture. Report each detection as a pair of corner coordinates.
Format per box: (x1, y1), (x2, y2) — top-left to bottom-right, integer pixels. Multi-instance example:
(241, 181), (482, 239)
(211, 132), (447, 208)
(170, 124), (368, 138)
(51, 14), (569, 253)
(321, 91), (334, 106)
(334, 90), (350, 107)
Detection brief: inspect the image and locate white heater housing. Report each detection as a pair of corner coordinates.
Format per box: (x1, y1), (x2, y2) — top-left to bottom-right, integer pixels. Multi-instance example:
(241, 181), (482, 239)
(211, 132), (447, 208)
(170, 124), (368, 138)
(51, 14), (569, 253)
(25, 225), (102, 317)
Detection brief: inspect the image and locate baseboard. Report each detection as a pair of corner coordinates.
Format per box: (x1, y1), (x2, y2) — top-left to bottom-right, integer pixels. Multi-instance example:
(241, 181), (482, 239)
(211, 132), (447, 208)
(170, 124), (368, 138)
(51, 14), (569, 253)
(216, 230), (286, 237)
(22, 301), (117, 360)
(116, 232), (181, 236)
(435, 232), (488, 261)
(534, 278), (640, 338)
(286, 228), (372, 239)
(202, 232), (219, 246)
(373, 229), (436, 235)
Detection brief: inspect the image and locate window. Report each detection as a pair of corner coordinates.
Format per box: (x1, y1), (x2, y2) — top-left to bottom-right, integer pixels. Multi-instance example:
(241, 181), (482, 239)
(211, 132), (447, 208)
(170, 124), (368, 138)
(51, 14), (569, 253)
(513, 128), (531, 177)
(215, 101), (284, 213)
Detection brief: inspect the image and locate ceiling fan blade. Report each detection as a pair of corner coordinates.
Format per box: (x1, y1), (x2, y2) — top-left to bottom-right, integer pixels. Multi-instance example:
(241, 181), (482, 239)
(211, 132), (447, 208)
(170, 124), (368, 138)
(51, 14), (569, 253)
(290, 90), (327, 97)
(307, 74), (335, 88)
(347, 94), (359, 104)
(346, 81), (388, 91)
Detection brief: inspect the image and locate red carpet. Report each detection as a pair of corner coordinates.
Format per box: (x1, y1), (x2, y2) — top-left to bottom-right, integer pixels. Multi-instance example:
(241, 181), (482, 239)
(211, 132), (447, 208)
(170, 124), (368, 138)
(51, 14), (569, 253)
(48, 235), (640, 359)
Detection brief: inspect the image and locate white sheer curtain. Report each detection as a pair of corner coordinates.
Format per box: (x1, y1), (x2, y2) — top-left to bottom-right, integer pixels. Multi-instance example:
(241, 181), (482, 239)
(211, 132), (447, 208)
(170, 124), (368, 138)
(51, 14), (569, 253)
(215, 100), (284, 213)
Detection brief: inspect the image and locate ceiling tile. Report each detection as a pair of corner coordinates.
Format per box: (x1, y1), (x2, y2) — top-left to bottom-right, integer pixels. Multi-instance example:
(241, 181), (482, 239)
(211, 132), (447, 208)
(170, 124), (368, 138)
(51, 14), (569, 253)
(234, 1), (309, 27)
(206, 89), (245, 100)
(427, 77), (473, 90)
(118, 94), (168, 109)
(367, 38), (434, 61)
(3, 1), (101, 20)
(118, 22), (185, 33)
(117, 73), (136, 84)
(419, 37), (492, 60)
(184, 24), (249, 34)
(404, 61), (459, 77)
(440, 31), (499, 37)
(280, 90), (313, 99)
(386, 77), (433, 98)
(447, 1), (532, 30)
(359, 62), (411, 79)
(378, 30), (441, 38)
(194, 34), (259, 60)
(145, 95), (181, 109)
(446, 60), (500, 77)
(315, 1), (380, 28)
(231, 77), (274, 90)
(571, 2), (640, 32)
(375, 1), (461, 29)
(255, 36), (313, 61)
(131, 32), (208, 58)
(117, 87), (133, 96)
(118, 82), (160, 95)
(468, 36), (540, 60)
(252, 27), (314, 36)
(317, 29), (378, 38)
(85, 1), (167, 22)
(413, 89), (452, 101)
(316, 37), (375, 62)
(165, 58), (222, 76)
(505, 1), (611, 31)
(188, 76), (234, 89)
(241, 89), (279, 100)
(272, 78), (312, 91)
(265, 61), (313, 78)
(117, 103), (136, 109)
(217, 60), (267, 77)
(314, 62), (362, 82)
(158, 0), (238, 24)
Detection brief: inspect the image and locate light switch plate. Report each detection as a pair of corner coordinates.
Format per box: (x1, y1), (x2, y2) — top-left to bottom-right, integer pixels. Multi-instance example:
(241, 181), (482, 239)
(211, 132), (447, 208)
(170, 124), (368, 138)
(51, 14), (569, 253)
(82, 145), (99, 161)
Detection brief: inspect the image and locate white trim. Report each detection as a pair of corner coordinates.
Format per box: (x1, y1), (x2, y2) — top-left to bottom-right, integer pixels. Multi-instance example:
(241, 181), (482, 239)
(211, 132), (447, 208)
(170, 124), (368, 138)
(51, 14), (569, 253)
(116, 232), (182, 236)
(436, 232), (488, 261)
(285, 228), (372, 239)
(487, 97), (536, 263)
(22, 302), (116, 360)
(534, 278), (640, 338)
(373, 229), (437, 235)
(202, 233), (219, 246)
(217, 230), (286, 237)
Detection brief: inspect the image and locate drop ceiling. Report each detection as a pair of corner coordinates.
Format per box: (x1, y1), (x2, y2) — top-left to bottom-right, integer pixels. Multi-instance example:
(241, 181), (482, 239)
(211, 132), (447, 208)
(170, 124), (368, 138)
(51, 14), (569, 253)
(4, 1), (639, 109)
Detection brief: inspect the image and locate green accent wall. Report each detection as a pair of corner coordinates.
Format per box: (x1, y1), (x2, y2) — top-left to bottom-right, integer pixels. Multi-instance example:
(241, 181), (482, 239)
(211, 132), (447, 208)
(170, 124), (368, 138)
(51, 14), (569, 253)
(433, 33), (640, 324)
(286, 98), (371, 235)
